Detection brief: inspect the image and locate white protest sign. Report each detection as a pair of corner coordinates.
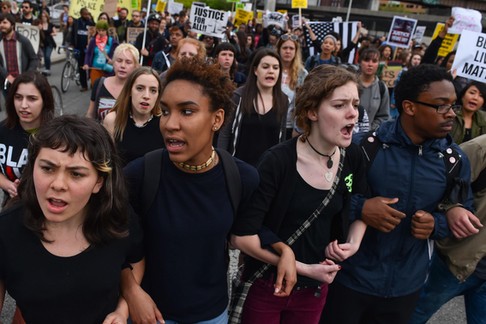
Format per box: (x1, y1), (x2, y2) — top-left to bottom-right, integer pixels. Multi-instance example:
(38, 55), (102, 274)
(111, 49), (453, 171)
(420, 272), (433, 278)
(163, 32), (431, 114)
(263, 11), (287, 29)
(386, 16), (417, 48)
(452, 30), (486, 82)
(190, 4), (228, 38)
(16, 24), (40, 52)
(448, 7), (482, 34)
(291, 15), (302, 29)
(167, 1), (184, 15)
(413, 26), (426, 43)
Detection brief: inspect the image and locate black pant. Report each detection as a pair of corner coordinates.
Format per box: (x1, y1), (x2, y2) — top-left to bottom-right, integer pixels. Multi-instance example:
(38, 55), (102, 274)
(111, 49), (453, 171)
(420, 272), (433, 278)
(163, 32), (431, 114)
(320, 281), (420, 324)
(77, 49), (88, 89)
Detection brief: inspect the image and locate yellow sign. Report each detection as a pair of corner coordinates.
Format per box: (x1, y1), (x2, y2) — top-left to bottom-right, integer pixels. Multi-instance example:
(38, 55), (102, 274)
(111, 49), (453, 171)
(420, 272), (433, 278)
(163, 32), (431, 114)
(432, 23), (459, 57)
(69, 0), (104, 19)
(256, 10), (264, 24)
(381, 65), (403, 88)
(277, 9), (288, 15)
(292, 0), (308, 8)
(155, 0), (166, 13)
(234, 9), (253, 27)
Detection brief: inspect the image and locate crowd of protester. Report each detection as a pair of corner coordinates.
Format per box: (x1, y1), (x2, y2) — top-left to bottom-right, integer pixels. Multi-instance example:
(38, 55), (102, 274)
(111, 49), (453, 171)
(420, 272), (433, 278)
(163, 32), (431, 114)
(0, 2), (485, 324)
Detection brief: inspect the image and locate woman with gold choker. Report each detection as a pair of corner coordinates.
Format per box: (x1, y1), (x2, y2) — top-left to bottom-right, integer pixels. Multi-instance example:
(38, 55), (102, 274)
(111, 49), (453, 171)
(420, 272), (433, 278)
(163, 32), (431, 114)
(230, 65), (369, 323)
(122, 58), (259, 323)
(0, 71), (54, 208)
(103, 66), (165, 166)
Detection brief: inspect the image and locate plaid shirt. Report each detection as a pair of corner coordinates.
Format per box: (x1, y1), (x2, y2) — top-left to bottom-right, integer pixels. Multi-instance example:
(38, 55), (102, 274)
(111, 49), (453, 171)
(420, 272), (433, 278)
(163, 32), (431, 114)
(3, 32), (20, 78)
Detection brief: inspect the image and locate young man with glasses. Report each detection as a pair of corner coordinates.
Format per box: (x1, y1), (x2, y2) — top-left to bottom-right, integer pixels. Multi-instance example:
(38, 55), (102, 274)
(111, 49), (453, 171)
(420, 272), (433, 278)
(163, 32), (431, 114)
(322, 64), (478, 324)
(128, 10), (144, 28)
(20, 0), (36, 25)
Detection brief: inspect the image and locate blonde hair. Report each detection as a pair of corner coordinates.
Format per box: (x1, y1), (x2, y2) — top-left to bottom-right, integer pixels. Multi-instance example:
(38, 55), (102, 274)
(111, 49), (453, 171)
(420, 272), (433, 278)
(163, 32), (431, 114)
(113, 43), (140, 65)
(277, 37), (305, 90)
(175, 38), (206, 62)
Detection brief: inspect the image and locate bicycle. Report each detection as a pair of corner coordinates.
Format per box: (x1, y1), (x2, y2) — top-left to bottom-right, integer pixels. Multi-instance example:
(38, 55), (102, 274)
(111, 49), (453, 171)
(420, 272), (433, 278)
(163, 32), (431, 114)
(59, 46), (80, 93)
(50, 85), (63, 116)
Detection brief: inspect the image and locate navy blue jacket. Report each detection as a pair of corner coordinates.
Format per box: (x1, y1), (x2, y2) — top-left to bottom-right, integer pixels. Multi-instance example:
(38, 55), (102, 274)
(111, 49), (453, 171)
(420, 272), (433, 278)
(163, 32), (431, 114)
(337, 119), (474, 297)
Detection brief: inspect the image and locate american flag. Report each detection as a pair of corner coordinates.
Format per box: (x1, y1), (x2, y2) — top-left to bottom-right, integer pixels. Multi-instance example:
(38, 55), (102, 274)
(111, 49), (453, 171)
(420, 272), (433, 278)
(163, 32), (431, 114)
(305, 21), (359, 64)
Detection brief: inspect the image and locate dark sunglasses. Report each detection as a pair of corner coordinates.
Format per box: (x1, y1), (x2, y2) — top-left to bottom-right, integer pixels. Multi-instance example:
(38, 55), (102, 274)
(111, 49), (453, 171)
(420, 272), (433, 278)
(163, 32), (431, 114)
(281, 34), (298, 41)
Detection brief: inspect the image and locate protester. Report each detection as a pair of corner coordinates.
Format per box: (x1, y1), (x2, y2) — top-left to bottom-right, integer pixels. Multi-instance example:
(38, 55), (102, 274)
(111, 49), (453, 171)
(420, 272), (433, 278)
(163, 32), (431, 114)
(121, 58), (259, 324)
(0, 71), (54, 207)
(114, 7), (129, 43)
(73, 8), (95, 92)
(450, 81), (486, 144)
(410, 134), (486, 324)
(103, 66), (164, 166)
(0, 115), (144, 323)
(218, 48), (289, 166)
(134, 13), (165, 67)
(159, 38), (206, 82)
(304, 33), (341, 71)
(231, 64), (368, 323)
(85, 43), (140, 121)
(277, 33), (308, 139)
(390, 52), (422, 119)
(39, 10), (57, 76)
(322, 64), (477, 324)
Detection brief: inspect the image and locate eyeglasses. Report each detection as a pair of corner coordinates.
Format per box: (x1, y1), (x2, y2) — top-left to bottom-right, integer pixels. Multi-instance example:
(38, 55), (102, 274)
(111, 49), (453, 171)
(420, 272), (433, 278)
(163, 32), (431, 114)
(281, 34), (298, 41)
(22, 6), (29, 9)
(412, 100), (461, 114)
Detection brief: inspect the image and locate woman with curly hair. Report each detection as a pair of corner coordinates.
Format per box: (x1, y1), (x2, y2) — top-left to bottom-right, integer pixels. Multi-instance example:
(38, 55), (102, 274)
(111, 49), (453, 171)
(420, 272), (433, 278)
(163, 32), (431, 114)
(121, 58), (259, 323)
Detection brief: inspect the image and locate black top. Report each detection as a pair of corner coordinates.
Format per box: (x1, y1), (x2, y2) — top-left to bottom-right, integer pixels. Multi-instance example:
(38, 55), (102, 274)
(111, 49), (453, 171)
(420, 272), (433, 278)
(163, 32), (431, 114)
(90, 77), (116, 121)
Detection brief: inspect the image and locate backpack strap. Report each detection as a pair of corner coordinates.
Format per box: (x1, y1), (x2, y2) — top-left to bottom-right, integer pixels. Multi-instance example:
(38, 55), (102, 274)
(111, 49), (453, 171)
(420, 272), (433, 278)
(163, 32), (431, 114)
(359, 131), (381, 168)
(142, 148), (164, 216)
(378, 80), (386, 99)
(216, 148), (241, 215)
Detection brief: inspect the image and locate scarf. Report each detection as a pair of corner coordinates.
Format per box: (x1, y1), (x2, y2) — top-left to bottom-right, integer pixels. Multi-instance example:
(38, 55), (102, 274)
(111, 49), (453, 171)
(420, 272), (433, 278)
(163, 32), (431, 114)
(95, 34), (108, 53)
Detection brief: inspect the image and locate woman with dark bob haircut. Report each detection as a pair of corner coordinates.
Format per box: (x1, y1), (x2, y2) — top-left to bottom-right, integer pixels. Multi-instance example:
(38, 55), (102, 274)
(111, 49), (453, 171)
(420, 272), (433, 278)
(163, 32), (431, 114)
(0, 115), (144, 323)
(0, 71), (54, 207)
(122, 58), (259, 323)
(231, 64), (368, 322)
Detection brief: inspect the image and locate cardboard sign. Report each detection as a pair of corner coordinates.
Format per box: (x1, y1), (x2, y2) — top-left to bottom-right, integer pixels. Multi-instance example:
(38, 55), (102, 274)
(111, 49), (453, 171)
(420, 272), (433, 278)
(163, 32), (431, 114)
(126, 27), (144, 44)
(381, 64), (403, 88)
(386, 16), (417, 48)
(263, 11), (286, 29)
(16, 24), (40, 52)
(453, 30), (486, 82)
(448, 7), (482, 34)
(291, 0), (307, 9)
(432, 23), (459, 58)
(167, 1), (184, 15)
(189, 4), (228, 38)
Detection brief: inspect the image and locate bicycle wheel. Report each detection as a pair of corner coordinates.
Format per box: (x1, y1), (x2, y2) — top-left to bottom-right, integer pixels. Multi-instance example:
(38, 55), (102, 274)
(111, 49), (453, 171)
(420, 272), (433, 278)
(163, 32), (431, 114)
(51, 85), (63, 116)
(61, 61), (73, 93)
(73, 61), (81, 86)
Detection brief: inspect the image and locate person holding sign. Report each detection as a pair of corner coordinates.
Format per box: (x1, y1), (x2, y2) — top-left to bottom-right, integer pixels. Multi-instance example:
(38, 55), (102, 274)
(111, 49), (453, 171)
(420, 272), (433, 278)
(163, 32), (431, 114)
(450, 81), (486, 144)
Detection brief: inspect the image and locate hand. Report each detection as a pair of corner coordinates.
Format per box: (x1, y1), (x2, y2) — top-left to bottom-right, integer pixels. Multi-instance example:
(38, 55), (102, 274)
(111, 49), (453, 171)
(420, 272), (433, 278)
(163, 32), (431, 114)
(440, 16), (454, 38)
(124, 285), (164, 324)
(361, 197), (406, 232)
(411, 210), (435, 239)
(6, 74), (15, 84)
(274, 247), (297, 297)
(5, 179), (19, 198)
(304, 259), (341, 284)
(102, 311), (127, 324)
(82, 64), (89, 70)
(325, 240), (360, 262)
(141, 48), (149, 57)
(446, 207), (482, 239)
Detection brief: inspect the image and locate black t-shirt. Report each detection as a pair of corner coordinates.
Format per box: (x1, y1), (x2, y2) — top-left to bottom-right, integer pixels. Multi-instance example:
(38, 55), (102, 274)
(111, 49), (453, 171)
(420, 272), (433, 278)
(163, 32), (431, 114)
(90, 77), (116, 121)
(0, 204), (144, 324)
(0, 121), (30, 184)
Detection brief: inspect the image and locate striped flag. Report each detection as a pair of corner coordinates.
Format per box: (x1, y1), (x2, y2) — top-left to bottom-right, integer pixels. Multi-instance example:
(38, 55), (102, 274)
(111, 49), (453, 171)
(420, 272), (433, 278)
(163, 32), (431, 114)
(305, 21), (359, 64)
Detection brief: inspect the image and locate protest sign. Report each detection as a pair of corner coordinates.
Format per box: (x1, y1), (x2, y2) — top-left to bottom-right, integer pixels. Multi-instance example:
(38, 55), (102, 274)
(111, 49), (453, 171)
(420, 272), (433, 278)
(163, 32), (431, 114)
(432, 23), (459, 58)
(381, 64), (403, 88)
(292, 0), (307, 8)
(167, 1), (184, 15)
(16, 24), (40, 52)
(155, 0), (166, 13)
(448, 7), (482, 34)
(292, 15), (302, 29)
(69, 0), (103, 19)
(263, 11), (286, 29)
(452, 30), (486, 82)
(234, 8), (253, 27)
(126, 27), (144, 44)
(386, 16), (417, 48)
(190, 4), (228, 38)
(255, 10), (264, 24)
(413, 26), (426, 43)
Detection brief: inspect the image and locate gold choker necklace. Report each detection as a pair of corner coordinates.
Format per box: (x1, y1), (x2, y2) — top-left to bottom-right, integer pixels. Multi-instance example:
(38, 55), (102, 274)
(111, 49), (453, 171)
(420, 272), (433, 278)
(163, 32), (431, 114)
(178, 148), (216, 172)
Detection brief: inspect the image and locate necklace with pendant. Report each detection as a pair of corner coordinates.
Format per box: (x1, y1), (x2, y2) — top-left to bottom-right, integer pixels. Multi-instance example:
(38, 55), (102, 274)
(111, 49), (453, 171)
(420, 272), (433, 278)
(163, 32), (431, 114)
(307, 138), (337, 182)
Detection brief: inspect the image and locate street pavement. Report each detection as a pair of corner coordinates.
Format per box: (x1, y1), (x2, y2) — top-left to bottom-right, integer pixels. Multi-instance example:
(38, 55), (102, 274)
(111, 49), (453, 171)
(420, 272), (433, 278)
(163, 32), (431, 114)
(0, 46), (468, 324)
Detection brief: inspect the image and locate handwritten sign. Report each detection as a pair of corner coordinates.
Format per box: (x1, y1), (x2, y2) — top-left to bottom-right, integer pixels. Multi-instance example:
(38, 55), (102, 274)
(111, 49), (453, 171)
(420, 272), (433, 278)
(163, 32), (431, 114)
(126, 27), (144, 44)
(189, 4), (228, 38)
(453, 30), (486, 82)
(167, 1), (184, 15)
(386, 16), (417, 48)
(69, 0), (104, 19)
(448, 7), (482, 34)
(16, 24), (39, 52)
(381, 65), (403, 88)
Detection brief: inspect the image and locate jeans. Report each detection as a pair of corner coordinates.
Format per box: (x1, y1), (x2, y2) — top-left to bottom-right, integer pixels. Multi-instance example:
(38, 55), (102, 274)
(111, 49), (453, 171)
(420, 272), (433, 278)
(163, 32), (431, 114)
(164, 308), (228, 324)
(43, 45), (53, 70)
(242, 276), (328, 324)
(409, 252), (486, 324)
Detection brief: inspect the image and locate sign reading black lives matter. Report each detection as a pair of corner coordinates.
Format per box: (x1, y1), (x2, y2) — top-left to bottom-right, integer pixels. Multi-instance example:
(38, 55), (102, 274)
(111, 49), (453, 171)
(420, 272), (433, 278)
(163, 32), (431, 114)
(386, 16), (417, 49)
(189, 4), (228, 38)
(453, 30), (486, 82)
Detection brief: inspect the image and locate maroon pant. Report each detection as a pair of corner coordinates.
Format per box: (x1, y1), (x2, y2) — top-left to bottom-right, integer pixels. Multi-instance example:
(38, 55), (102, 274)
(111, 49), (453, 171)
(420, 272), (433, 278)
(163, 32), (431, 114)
(242, 276), (328, 324)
